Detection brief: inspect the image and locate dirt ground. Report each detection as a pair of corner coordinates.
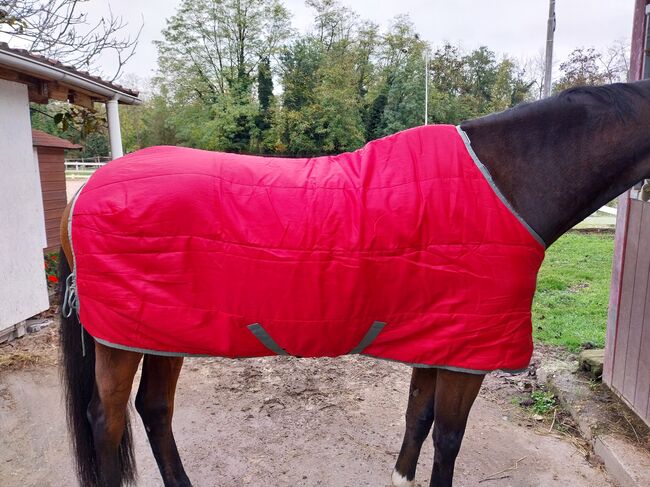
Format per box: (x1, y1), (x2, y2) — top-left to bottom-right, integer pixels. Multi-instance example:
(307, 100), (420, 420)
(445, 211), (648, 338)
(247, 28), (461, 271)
(0, 324), (616, 487)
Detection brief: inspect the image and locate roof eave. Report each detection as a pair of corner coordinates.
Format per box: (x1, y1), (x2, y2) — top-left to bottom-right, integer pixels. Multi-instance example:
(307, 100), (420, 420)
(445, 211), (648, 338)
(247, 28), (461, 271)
(0, 49), (141, 105)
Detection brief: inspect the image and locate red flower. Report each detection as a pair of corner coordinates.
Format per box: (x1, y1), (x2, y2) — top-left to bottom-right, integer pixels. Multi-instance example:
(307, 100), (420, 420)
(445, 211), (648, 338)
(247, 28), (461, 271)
(48, 275), (58, 283)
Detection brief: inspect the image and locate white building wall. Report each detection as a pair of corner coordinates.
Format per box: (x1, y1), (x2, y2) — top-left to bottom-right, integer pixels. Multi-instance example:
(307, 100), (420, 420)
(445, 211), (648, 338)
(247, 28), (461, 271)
(0, 79), (49, 334)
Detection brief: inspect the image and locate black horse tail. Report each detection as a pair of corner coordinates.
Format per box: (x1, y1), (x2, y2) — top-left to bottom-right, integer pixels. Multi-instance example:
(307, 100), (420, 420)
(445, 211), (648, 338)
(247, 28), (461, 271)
(58, 248), (137, 486)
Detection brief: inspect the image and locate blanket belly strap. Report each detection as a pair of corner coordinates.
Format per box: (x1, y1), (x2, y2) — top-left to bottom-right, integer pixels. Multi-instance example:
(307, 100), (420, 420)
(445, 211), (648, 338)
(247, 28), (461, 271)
(247, 323), (289, 356)
(246, 321), (386, 358)
(349, 321), (386, 354)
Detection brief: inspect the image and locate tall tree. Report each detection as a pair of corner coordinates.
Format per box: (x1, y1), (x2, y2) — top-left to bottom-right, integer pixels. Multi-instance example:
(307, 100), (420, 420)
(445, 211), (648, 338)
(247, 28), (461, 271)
(156, 0), (291, 102)
(257, 56), (274, 111)
(280, 39), (323, 111)
(307, 0), (355, 50)
(154, 0), (291, 152)
(370, 16), (427, 136)
(554, 48), (608, 92)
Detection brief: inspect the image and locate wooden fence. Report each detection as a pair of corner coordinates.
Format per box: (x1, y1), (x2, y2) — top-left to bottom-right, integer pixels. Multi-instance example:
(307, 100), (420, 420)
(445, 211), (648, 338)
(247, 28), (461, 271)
(65, 157), (109, 174)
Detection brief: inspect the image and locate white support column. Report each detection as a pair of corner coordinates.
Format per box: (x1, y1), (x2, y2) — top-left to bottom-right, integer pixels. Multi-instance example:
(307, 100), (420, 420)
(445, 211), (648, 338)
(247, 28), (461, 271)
(106, 96), (123, 159)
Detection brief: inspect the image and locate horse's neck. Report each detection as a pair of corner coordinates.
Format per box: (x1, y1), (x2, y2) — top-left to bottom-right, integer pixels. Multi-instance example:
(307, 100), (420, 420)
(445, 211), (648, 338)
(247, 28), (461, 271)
(461, 97), (650, 247)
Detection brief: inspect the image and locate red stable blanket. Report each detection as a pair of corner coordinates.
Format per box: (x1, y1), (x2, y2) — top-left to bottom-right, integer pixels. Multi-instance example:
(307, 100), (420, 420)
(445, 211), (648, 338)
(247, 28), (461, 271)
(70, 124), (545, 372)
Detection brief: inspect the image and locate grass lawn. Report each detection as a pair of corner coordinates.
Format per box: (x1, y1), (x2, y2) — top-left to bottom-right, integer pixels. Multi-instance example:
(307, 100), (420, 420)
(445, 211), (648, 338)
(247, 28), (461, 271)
(532, 231), (614, 351)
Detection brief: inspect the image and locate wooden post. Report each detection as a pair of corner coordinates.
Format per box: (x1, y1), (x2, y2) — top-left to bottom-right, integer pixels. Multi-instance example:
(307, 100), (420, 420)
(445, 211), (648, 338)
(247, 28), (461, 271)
(543, 0), (556, 98)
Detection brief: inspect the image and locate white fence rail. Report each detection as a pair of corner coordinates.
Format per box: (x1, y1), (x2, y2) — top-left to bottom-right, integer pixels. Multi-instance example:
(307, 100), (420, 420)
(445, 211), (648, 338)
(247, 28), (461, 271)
(65, 157), (110, 173)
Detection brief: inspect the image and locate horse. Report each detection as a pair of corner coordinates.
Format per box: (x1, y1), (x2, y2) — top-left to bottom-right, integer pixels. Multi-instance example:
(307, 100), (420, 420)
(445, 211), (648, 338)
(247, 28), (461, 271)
(58, 79), (650, 487)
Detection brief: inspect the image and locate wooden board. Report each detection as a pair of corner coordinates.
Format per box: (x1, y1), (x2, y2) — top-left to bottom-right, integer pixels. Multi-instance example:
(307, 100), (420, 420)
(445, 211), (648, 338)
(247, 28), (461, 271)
(610, 201), (642, 390)
(607, 199), (650, 426)
(622, 204), (650, 401)
(36, 147), (67, 253)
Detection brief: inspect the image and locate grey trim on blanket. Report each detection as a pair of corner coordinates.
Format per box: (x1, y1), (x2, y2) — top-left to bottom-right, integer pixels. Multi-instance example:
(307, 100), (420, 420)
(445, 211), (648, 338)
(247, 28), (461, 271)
(349, 321), (386, 354)
(66, 183), (86, 309)
(67, 183), (86, 270)
(455, 125), (547, 249)
(66, 184), (87, 354)
(361, 353), (528, 375)
(247, 323), (289, 356)
(92, 336), (527, 374)
(94, 337), (216, 357)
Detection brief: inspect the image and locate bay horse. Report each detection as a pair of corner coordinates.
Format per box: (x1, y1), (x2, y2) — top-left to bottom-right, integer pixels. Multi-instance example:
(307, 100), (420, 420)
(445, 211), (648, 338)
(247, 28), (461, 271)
(59, 80), (650, 487)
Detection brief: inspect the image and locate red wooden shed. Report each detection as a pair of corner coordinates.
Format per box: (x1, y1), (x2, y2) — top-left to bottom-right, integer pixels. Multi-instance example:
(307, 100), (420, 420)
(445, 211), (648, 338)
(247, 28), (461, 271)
(603, 0), (650, 427)
(32, 129), (81, 254)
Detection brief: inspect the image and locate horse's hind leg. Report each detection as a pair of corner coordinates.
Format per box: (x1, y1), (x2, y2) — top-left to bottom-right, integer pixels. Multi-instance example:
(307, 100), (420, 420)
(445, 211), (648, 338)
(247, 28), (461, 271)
(88, 342), (143, 487)
(135, 355), (191, 487)
(392, 368), (438, 486)
(429, 369), (484, 487)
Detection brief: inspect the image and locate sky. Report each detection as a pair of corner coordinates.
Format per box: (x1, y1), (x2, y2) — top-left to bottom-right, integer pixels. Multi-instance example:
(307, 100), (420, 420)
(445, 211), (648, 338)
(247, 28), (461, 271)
(88, 0), (634, 89)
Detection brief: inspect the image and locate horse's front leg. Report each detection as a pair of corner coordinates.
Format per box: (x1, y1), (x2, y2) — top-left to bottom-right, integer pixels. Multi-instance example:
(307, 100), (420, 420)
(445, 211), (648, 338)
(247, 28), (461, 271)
(392, 368), (438, 486)
(430, 369), (484, 487)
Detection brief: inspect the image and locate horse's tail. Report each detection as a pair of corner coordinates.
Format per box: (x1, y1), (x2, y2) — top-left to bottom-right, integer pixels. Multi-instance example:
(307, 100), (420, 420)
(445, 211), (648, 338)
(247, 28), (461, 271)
(58, 248), (137, 486)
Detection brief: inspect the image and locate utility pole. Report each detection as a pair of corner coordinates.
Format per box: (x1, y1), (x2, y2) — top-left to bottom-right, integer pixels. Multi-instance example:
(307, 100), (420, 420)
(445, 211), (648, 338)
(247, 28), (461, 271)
(424, 49), (429, 125)
(543, 0), (556, 98)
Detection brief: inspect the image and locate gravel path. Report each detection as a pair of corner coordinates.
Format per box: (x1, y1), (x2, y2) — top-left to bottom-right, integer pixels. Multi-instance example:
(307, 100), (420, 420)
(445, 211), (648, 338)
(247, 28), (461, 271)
(0, 329), (615, 487)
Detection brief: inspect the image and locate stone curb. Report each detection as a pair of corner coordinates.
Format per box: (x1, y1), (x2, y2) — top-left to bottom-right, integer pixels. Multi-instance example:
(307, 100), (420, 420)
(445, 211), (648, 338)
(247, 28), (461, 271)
(539, 360), (650, 487)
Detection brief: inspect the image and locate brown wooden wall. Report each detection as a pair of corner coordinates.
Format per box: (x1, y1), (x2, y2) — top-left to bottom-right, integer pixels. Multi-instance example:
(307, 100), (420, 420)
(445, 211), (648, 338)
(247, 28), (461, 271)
(37, 147), (67, 254)
(605, 199), (650, 425)
(603, 0), (650, 427)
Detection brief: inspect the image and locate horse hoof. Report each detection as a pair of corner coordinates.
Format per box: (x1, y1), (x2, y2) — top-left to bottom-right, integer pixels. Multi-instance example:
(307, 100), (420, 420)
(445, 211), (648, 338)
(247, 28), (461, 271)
(391, 469), (414, 487)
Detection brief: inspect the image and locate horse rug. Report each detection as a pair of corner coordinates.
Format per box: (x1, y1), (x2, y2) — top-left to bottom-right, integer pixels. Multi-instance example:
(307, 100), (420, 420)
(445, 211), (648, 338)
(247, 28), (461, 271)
(69, 124), (546, 373)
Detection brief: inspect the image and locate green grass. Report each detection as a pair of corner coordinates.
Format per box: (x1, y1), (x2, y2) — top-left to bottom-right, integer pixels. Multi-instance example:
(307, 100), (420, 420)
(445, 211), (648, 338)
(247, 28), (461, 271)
(530, 390), (557, 415)
(532, 231), (614, 351)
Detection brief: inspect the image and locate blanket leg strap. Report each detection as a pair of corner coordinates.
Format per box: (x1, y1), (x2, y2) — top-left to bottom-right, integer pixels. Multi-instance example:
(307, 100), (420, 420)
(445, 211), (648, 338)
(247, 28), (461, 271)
(247, 323), (288, 356)
(62, 271), (86, 357)
(349, 321), (386, 354)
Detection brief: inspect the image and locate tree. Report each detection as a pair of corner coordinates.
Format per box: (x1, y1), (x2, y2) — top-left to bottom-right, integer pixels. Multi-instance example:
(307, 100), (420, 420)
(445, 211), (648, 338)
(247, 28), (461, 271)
(257, 57), (274, 111)
(277, 40), (365, 155)
(280, 39), (323, 111)
(154, 0), (291, 153)
(30, 101), (109, 152)
(156, 0), (291, 103)
(367, 16), (427, 136)
(277, 1), (369, 155)
(427, 43), (474, 124)
(312, 46), (365, 152)
(554, 48), (608, 92)
(599, 40), (630, 83)
(463, 47), (498, 109)
(307, 0), (356, 51)
(253, 56), (275, 153)
(0, 0), (140, 80)
(488, 59), (531, 112)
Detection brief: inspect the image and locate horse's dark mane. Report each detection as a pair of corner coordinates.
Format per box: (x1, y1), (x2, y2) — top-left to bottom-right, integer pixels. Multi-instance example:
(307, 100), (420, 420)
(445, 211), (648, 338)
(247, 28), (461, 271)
(556, 82), (649, 120)
(468, 80), (650, 128)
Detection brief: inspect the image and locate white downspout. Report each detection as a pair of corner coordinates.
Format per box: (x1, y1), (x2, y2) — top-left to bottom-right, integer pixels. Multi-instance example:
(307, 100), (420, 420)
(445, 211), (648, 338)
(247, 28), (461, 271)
(106, 96), (123, 159)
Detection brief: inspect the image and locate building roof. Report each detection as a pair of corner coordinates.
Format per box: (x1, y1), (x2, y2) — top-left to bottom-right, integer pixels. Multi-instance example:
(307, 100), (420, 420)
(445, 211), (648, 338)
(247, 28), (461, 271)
(0, 43), (141, 105)
(31, 129), (82, 150)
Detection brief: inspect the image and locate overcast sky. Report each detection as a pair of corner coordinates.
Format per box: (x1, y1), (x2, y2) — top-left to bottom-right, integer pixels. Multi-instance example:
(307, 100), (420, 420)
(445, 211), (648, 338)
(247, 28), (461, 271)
(93, 0), (633, 88)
